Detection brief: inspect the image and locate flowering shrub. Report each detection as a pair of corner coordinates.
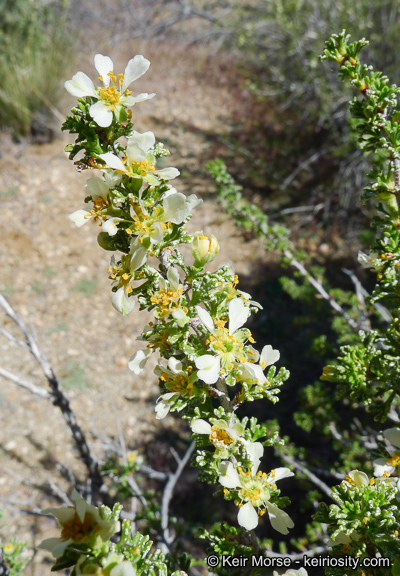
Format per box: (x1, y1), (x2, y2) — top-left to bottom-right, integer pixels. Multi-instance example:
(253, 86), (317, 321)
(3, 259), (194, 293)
(3, 30), (400, 576)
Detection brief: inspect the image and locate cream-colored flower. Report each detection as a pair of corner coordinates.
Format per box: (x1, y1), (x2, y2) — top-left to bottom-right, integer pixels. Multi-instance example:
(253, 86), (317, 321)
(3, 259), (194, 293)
(219, 462), (294, 532)
(69, 173), (122, 233)
(195, 298), (251, 384)
(76, 553), (136, 576)
(155, 391), (180, 420)
(65, 54), (155, 127)
(345, 469), (370, 488)
(190, 417), (263, 462)
(38, 489), (119, 558)
(128, 348), (153, 374)
(373, 427), (400, 477)
(191, 232), (220, 265)
(99, 131), (179, 185)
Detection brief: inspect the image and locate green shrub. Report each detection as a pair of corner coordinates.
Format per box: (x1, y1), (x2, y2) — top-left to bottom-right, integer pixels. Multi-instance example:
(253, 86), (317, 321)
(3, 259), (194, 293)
(0, 0), (75, 139)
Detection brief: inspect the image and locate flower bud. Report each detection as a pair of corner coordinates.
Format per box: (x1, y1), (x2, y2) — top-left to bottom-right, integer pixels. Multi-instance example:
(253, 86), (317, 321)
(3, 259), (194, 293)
(192, 232), (219, 266)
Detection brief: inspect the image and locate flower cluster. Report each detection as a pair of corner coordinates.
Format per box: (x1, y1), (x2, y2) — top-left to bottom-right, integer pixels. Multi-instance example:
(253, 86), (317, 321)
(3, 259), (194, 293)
(40, 50), (298, 576)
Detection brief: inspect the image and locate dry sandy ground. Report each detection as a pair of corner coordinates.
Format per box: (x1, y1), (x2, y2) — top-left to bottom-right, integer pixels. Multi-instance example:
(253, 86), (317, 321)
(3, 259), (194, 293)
(0, 37), (271, 574)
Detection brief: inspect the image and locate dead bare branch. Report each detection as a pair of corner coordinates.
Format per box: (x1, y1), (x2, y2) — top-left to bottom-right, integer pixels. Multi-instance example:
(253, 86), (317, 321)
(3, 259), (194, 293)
(0, 294), (104, 499)
(160, 441), (195, 551)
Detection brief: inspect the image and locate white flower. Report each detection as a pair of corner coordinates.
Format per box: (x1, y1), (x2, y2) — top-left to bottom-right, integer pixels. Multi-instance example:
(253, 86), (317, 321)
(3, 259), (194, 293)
(155, 391), (180, 419)
(357, 251), (382, 271)
(110, 246), (148, 315)
(65, 54), (155, 127)
(155, 357), (197, 397)
(38, 489), (119, 558)
(195, 298), (251, 384)
(218, 462), (294, 532)
(191, 232), (220, 265)
(99, 131), (179, 185)
(373, 427), (400, 477)
(69, 175), (122, 233)
(150, 267), (187, 325)
(345, 469), (370, 488)
(241, 344), (280, 386)
(128, 348), (153, 374)
(76, 553), (136, 576)
(127, 188), (201, 247)
(210, 264), (262, 309)
(190, 417), (264, 462)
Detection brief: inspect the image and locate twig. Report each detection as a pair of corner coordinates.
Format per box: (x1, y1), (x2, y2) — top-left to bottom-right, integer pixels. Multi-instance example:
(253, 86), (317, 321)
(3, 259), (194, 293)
(279, 452), (334, 500)
(0, 327), (30, 350)
(0, 367), (54, 400)
(284, 250), (358, 329)
(342, 267), (391, 323)
(160, 441), (195, 550)
(282, 151), (322, 189)
(0, 294), (104, 498)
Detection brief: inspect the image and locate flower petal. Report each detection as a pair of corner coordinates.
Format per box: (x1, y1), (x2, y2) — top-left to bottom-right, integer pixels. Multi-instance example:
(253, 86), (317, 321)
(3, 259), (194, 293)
(102, 217), (123, 236)
(228, 298), (249, 335)
(242, 362), (267, 385)
(94, 54), (113, 87)
(162, 192), (193, 224)
(110, 561), (137, 576)
(373, 458), (395, 477)
(85, 176), (110, 200)
(384, 428), (400, 449)
(112, 287), (135, 315)
(128, 349), (152, 374)
(89, 101), (113, 127)
(167, 357), (183, 374)
(99, 152), (127, 173)
(195, 354), (220, 384)
(155, 392), (178, 420)
(155, 167), (180, 181)
(348, 469), (369, 487)
(195, 305), (215, 333)
(122, 55), (151, 91)
(127, 130), (155, 155)
(124, 92), (156, 106)
(265, 501), (294, 534)
(246, 442), (264, 473)
(64, 72), (97, 98)
(260, 344), (280, 367)
(238, 502), (258, 530)
(167, 266), (180, 290)
(218, 461), (240, 488)
(270, 467), (295, 482)
(37, 537), (70, 558)
(191, 419), (212, 435)
(69, 209), (90, 227)
(130, 246), (148, 270)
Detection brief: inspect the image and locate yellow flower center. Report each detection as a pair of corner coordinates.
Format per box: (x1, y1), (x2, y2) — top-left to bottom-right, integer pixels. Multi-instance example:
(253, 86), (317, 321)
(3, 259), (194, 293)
(99, 86), (121, 109)
(128, 159), (155, 178)
(151, 288), (181, 317)
(386, 454), (400, 466)
(61, 511), (101, 542)
(160, 371), (194, 396)
(209, 425), (233, 446)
